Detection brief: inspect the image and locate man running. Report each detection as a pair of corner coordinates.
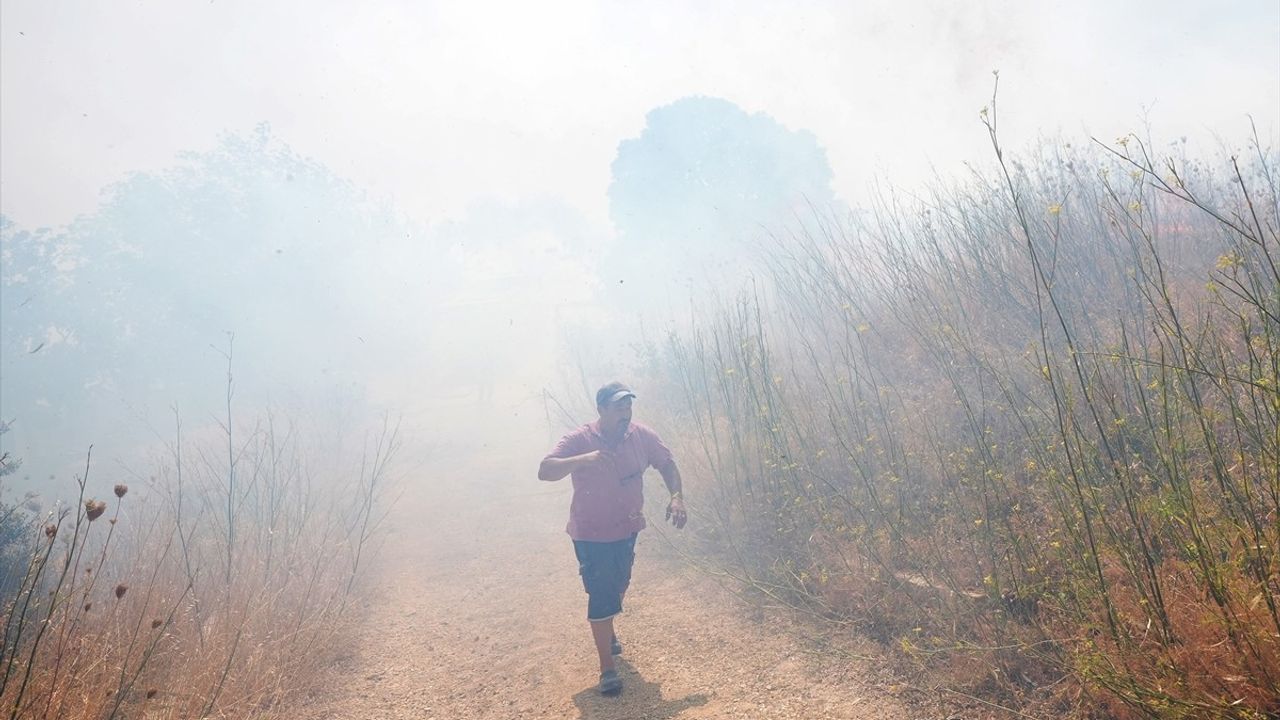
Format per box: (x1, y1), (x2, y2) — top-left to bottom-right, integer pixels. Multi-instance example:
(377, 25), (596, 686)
(537, 381), (687, 695)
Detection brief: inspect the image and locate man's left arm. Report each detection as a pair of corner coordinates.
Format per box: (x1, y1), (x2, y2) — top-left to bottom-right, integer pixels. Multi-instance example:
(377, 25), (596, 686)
(642, 425), (687, 529)
(656, 459), (687, 529)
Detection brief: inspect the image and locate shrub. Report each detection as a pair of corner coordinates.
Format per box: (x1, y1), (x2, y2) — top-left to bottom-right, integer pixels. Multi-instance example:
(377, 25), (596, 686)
(655, 115), (1278, 717)
(0, 408), (397, 719)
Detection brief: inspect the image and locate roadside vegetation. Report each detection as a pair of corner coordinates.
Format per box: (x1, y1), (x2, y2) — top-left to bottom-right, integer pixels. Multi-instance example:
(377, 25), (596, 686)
(0, 386), (397, 719)
(654, 106), (1278, 717)
(0, 130), (410, 719)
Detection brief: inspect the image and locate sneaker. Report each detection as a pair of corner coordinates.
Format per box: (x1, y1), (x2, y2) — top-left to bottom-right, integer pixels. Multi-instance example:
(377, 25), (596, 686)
(598, 669), (623, 695)
(610, 635), (623, 656)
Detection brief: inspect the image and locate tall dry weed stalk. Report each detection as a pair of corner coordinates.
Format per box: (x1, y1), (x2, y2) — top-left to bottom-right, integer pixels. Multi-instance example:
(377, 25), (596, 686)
(0, 395), (398, 718)
(656, 96), (1278, 718)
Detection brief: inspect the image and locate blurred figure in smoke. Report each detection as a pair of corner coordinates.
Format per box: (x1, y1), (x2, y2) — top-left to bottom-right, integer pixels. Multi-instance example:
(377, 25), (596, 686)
(537, 381), (687, 696)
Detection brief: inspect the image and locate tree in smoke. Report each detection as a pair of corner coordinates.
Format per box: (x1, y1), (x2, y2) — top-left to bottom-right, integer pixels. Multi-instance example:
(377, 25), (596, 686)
(605, 96), (843, 311)
(0, 125), (436, 482)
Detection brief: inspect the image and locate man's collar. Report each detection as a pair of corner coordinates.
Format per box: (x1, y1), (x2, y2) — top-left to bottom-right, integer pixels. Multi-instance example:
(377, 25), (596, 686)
(589, 420), (633, 442)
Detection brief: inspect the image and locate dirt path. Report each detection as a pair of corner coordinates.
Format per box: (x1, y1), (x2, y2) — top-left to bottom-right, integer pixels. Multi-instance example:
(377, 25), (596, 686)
(295, 432), (923, 720)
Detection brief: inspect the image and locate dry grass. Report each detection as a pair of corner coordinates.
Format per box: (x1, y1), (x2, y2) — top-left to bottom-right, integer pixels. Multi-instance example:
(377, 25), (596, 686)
(0, 403), (397, 719)
(649, 111), (1279, 718)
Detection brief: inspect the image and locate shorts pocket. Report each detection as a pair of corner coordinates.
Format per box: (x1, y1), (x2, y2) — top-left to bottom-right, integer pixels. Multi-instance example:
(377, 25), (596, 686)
(578, 557), (601, 594)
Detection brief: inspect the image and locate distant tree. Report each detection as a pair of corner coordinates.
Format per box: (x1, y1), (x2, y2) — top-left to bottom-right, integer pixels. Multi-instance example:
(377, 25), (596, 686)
(0, 419), (32, 601)
(0, 126), (438, 483)
(605, 96), (842, 310)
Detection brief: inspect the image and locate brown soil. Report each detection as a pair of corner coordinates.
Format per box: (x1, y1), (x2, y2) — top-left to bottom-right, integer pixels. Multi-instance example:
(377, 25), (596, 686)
(294, 433), (930, 720)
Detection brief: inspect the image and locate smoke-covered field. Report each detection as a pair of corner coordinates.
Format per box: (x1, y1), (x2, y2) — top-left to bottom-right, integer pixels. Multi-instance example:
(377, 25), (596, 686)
(2, 2), (1278, 718)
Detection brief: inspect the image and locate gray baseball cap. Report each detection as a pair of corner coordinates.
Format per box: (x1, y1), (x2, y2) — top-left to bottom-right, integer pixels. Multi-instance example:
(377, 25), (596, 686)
(596, 381), (637, 408)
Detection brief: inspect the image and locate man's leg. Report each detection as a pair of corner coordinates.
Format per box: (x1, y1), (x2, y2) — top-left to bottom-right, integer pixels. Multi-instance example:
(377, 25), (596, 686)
(610, 590), (625, 654)
(575, 535), (637, 693)
(610, 535), (635, 655)
(590, 617), (616, 672)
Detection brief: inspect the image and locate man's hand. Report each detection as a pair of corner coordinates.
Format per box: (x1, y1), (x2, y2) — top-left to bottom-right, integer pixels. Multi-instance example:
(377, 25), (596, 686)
(665, 494), (687, 529)
(538, 449), (612, 481)
(578, 450), (610, 468)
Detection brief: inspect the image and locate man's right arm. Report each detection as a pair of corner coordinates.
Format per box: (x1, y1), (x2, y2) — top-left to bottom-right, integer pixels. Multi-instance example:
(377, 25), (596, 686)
(538, 450), (603, 482)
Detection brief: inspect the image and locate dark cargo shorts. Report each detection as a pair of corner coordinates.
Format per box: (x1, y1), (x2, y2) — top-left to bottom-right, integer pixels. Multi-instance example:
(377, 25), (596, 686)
(572, 533), (638, 622)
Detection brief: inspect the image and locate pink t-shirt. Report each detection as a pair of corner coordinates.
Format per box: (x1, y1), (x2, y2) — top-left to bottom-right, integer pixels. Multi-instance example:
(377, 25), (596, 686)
(544, 421), (675, 542)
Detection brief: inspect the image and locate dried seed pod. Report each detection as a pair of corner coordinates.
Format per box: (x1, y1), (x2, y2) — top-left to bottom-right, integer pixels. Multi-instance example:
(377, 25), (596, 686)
(44, 524), (57, 540)
(114, 583), (128, 600)
(85, 500), (107, 521)
(113, 484), (128, 498)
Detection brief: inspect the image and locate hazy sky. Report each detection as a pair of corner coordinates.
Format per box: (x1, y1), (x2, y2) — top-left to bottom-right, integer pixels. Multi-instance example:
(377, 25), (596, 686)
(3, 0), (1277, 232)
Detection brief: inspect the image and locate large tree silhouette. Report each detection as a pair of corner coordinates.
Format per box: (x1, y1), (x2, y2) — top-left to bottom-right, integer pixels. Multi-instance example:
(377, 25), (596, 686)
(604, 96), (841, 312)
(1, 126), (434, 483)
